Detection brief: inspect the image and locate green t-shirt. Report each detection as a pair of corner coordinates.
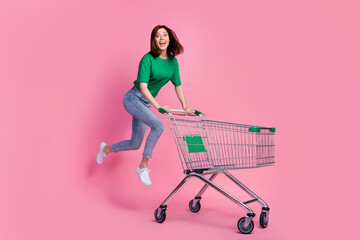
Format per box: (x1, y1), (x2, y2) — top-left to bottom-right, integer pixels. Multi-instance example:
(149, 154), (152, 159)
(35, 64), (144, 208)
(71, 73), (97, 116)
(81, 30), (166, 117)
(134, 52), (181, 97)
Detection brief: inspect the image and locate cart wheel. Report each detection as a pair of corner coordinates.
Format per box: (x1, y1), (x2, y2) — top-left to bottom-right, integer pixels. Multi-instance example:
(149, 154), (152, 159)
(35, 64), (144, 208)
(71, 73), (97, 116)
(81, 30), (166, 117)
(154, 208), (166, 223)
(189, 199), (201, 213)
(237, 217), (254, 234)
(259, 211), (269, 228)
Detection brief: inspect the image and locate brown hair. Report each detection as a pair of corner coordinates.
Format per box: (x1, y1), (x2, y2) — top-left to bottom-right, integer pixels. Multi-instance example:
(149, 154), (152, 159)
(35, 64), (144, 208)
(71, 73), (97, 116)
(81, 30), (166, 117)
(149, 25), (184, 58)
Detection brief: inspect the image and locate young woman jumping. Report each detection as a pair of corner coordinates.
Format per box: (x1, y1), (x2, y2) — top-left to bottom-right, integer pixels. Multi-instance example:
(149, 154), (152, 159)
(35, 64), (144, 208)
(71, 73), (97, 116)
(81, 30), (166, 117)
(96, 25), (194, 186)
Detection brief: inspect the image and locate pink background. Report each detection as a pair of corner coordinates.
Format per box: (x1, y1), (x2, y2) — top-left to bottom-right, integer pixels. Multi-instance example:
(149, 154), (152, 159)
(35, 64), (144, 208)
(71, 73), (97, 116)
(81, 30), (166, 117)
(1, 0), (359, 239)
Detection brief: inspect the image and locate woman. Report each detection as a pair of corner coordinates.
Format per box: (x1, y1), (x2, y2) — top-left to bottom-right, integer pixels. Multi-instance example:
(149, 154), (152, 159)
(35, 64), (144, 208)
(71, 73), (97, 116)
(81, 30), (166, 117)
(96, 25), (194, 186)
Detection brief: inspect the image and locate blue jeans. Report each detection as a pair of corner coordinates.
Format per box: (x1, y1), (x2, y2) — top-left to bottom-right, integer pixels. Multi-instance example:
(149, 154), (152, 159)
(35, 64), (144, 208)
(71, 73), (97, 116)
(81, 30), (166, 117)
(110, 86), (164, 159)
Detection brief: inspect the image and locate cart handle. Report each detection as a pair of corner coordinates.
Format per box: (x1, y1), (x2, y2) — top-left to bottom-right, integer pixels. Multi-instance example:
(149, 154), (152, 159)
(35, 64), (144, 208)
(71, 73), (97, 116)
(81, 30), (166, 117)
(158, 108), (202, 115)
(249, 126), (276, 133)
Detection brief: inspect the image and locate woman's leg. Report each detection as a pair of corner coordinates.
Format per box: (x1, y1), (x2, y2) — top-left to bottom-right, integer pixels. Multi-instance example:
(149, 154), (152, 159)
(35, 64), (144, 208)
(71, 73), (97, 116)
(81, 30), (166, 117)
(101, 87), (164, 170)
(141, 115), (164, 160)
(140, 156), (149, 168)
(102, 88), (147, 155)
(121, 88), (165, 164)
(109, 117), (147, 153)
(124, 102), (164, 161)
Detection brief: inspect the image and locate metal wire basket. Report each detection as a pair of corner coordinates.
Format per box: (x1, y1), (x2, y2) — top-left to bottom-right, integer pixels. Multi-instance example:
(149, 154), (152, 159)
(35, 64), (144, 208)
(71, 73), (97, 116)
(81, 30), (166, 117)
(154, 109), (276, 234)
(166, 111), (275, 173)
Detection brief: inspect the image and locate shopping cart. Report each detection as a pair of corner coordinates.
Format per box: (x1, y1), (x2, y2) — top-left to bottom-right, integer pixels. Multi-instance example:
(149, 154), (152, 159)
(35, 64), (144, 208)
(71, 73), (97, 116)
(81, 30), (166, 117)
(154, 109), (275, 234)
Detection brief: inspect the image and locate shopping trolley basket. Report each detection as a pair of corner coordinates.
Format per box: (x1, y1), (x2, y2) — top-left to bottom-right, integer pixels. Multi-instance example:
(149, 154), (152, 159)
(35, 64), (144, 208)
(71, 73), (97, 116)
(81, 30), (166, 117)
(154, 109), (275, 234)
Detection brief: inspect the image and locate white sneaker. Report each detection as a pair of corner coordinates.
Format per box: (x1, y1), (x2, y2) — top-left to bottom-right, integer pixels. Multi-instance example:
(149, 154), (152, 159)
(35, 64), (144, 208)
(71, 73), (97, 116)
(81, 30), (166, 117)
(136, 166), (152, 186)
(96, 142), (107, 164)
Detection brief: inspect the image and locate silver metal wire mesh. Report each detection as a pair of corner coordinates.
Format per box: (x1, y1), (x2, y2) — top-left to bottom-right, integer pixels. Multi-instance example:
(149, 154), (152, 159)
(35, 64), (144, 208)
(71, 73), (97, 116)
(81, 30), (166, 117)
(166, 113), (275, 172)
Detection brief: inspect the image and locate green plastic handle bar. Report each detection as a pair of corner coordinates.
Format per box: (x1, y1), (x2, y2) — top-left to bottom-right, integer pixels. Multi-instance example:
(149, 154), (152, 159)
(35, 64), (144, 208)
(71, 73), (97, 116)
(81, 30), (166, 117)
(158, 108), (203, 115)
(158, 107), (167, 114)
(194, 110), (202, 115)
(249, 126), (276, 133)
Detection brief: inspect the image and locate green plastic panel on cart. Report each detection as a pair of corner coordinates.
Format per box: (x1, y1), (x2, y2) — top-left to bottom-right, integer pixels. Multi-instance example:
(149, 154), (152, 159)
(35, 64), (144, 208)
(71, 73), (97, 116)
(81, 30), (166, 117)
(184, 136), (207, 153)
(270, 127), (276, 132)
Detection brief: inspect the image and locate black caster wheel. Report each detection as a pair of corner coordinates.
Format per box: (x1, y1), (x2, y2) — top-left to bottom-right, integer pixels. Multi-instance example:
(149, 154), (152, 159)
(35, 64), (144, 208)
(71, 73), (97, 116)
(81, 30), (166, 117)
(237, 217), (254, 234)
(189, 199), (201, 213)
(259, 211), (269, 228)
(154, 208), (166, 223)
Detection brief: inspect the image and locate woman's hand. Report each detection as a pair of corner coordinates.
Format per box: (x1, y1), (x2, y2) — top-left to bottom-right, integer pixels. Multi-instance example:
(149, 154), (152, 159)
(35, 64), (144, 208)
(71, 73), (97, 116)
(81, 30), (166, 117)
(183, 107), (194, 115)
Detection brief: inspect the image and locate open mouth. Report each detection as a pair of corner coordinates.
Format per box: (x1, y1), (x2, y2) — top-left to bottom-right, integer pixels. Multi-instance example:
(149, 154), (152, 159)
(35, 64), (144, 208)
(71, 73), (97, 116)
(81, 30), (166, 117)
(159, 41), (166, 47)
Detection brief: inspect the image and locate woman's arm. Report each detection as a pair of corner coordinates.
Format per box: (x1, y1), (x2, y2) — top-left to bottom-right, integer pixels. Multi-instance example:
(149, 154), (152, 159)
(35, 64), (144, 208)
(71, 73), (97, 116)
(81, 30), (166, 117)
(140, 82), (171, 112)
(175, 85), (194, 114)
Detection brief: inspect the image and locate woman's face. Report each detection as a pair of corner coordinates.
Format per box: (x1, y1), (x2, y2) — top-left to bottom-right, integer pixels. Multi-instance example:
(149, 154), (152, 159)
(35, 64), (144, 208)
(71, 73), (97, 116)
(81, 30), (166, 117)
(155, 28), (169, 51)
